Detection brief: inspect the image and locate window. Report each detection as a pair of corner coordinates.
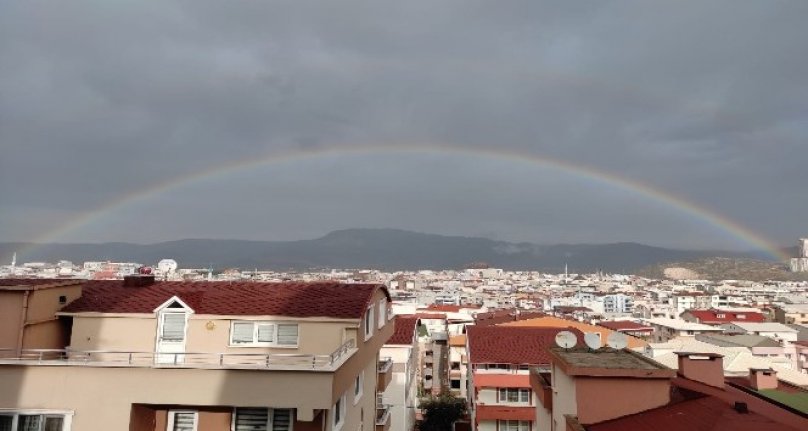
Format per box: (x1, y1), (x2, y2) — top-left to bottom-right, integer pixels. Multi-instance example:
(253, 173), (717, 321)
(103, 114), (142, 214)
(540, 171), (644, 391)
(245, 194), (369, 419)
(233, 408), (293, 431)
(0, 412), (71, 431)
(450, 379), (461, 389)
(58, 296), (67, 305)
(333, 393), (346, 431)
(378, 300), (386, 328)
(167, 411), (197, 431)
(364, 306), (374, 340)
(497, 388), (530, 403)
(354, 371), (364, 404)
(230, 322), (298, 347)
(498, 420), (530, 431)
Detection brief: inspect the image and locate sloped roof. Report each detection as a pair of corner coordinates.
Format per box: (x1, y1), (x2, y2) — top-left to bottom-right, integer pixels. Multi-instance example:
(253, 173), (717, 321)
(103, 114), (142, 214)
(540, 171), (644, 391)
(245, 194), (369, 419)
(466, 325), (583, 365)
(473, 374), (530, 388)
(586, 394), (802, 431)
(386, 315), (419, 345)
(500, 316), (648, 348)
(684, 309), (766, 324)
(61, 280), (387, 319)
(598, 321), (654, 331)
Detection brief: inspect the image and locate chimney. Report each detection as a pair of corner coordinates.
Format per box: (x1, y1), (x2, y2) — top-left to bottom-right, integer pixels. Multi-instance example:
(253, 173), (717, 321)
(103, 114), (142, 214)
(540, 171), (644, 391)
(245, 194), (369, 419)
(749, 368), (778, 390)
(123, 274), (156, 287)
(676, 352), (724, 388)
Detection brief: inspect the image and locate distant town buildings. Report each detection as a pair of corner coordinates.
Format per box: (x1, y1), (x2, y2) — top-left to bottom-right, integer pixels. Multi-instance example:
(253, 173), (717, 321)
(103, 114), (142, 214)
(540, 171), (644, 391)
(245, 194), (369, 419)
(790, 237), (808, 272)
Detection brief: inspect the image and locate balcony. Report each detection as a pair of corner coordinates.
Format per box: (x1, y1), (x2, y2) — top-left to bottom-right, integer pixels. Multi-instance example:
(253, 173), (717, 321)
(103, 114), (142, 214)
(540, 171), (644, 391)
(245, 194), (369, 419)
(376, 403), (391, 431)
(378, 356), (393, 391)
(0, 339), (356, 372)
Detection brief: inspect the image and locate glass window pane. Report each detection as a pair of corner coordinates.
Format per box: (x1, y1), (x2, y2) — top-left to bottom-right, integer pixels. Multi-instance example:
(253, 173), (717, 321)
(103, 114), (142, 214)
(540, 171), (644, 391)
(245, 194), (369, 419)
(17, 415), (41, 431)
(172, 412), (195, 431)
(232, 322), (255, 343)
(235, 408), (268, 431)
(276, 324), (298, 345)
(271, 409), (292, 431)
(44, 417), (64, 431)
(0, 416), (12, 431)
(257, 324), (275, 343)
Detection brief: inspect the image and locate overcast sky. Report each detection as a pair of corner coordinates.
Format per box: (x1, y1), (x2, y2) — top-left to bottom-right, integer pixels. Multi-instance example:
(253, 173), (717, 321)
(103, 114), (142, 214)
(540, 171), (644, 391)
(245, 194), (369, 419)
(1, 1), (806, 251)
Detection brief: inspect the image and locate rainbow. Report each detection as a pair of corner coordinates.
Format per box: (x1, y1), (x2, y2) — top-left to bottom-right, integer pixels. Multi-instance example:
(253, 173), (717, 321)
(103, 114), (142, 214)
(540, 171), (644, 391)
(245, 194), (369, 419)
(16, 144), (789, 261)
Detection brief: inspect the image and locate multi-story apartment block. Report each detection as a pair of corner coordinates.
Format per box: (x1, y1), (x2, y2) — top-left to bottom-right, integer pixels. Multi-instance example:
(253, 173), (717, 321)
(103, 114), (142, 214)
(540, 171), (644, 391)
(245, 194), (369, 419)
(643, 318), (724, 342)
(378, 316), (420, 431)
(466, 325), (584, 431)
(774, 304), (808, 325)
(0, 277), (394, 431)
(602, 294), (633, 314)
(669, 292), (715, 317)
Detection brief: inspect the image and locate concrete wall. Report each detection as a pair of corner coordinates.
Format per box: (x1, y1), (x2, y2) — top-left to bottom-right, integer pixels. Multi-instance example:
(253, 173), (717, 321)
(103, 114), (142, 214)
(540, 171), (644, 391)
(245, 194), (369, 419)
(550, 363), (577, 431)
(477, 420), (497, 431)
(0, 291), (23, 349)
(574, 377), (670, 425)
(477, 388), (532, 407)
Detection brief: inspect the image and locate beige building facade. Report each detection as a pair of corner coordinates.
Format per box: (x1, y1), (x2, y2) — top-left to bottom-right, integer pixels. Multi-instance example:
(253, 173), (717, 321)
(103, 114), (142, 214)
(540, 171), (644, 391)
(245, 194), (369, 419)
(0, 278), (394, 431)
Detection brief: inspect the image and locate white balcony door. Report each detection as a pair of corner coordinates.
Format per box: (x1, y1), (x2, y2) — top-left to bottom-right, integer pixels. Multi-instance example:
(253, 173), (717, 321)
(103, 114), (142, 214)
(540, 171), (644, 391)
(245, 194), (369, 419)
(156, 311), (188, 364)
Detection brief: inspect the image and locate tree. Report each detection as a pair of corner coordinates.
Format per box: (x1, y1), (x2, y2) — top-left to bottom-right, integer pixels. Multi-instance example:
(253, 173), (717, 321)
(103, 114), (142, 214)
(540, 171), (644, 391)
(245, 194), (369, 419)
(418, 392), (467, 431)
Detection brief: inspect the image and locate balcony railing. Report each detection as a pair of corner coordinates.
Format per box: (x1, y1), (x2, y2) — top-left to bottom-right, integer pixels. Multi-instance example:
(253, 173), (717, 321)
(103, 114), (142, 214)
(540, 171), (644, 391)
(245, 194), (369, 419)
(376, 404), (392, 427)
(378, 356), (393, 373)
(0, 339), (356, 371)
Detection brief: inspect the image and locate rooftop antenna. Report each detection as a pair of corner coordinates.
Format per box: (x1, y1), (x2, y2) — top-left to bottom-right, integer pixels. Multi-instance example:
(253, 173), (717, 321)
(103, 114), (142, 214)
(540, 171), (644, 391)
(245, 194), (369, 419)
(606, 332), (628, 350)
(555, 330), (577, 350)
(584, 332), (602, 351)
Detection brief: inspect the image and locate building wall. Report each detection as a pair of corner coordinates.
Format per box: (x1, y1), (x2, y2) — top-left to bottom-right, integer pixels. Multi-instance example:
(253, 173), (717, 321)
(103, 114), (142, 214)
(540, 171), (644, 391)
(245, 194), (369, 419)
(26, 285), (82, 323)
(550, 363), (577, 431)
(0, 291), (24, 349)
(477, 420), (497, 431)
(574, 377), (670, 425)
(380, 345), (416, 431)
(476, 388), (533, 407)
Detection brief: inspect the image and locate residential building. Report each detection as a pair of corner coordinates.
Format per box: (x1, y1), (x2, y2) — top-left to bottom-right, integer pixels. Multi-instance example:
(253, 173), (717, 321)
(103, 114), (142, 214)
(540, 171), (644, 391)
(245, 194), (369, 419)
(466, 325), (584, 431)
(541, 349), (808, 430)
(720, 322), (799, 344)
(643, 318), (725, 342)
(774, 304), (808, 325)
(0, 277), (394, 431)
(597, 320), (654, 339)
(499, 316), (648, 349)
(379, 316), (420, 431)
(680, 309), (766, 326)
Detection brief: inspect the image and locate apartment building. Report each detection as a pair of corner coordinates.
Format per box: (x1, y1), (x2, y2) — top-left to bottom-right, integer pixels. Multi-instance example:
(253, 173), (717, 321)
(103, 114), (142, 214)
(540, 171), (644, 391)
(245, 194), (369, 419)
(532, 348), (807, 430)
(378, 316), (420, 431)
(643, 318), (724, 342)
(680, 309), (766, 325)
(466, 325), (584, 431)
(669, 293), (714, 317)
(0, 279), (84, 353)
(774, 304), (808, 325)
(0, 277), (394, 431)
(720, 322), (799, 344)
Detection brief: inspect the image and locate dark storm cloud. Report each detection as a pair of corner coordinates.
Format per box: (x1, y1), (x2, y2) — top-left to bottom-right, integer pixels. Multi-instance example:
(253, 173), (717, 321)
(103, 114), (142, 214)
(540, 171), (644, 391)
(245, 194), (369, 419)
(1, 1), (806, 247)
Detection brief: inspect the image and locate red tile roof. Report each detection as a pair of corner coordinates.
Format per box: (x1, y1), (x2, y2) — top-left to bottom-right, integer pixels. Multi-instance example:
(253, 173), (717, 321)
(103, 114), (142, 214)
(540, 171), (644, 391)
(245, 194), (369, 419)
(0, 279), (83, 290)
(475, 405), (535, 421)
(386, 315), (419, 345)
(586, 395), (802, 431)
(473, 374), (530, 389)
(683, 309), (766, 324)
(61, 280), (388, 319)
(466, 325), (583, 365)
(424, 304), (480, 312)
(598, 321), (654, 331)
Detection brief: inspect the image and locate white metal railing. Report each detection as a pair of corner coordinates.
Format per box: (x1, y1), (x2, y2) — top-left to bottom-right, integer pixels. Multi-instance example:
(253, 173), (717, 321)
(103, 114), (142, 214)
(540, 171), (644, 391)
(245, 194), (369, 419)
(0, 339), (356, 370)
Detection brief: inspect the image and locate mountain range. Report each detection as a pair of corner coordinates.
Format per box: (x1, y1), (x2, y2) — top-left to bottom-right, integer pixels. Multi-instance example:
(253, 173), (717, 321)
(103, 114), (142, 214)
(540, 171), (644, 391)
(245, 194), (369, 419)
(0, 229), (784, 273)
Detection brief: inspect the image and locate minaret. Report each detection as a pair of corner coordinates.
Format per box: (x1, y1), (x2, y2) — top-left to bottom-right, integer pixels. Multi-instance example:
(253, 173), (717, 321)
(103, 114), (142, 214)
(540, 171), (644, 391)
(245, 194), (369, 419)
(11, 252), (16, 274)
(564, 263), (568, 285)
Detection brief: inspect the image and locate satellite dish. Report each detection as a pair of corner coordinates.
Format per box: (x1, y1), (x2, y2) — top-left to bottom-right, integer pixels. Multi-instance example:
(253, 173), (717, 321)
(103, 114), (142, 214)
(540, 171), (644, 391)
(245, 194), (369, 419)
(584, 332), (602, 350)
(606, 332), (628, 349)
(555, 331), (577, 349)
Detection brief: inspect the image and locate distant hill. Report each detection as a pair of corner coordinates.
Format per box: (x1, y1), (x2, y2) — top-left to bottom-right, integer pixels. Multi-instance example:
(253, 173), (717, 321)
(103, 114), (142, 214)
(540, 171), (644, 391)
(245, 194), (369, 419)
(638, 257), (804, 282)
(0, 228), (781, 273)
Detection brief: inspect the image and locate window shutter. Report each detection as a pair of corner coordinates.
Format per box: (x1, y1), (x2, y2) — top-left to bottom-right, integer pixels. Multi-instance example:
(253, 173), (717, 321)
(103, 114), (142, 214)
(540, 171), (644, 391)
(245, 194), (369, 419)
(257, 324), (275, 343)
(17, 416), (41, 431)
(161, 313), (186, 341)
(172, 412), (196, 431)
(271, 409), (293, 431)
(277, 324), (298, 345)
(232, 322), (255, 343)
(0, 416), (12, 431)
(235, 408), (268, 431)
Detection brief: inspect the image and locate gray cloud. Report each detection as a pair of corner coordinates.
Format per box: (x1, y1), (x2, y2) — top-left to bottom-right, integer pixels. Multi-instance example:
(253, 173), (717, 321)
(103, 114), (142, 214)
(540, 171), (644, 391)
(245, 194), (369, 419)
(1, 1), (806, 250)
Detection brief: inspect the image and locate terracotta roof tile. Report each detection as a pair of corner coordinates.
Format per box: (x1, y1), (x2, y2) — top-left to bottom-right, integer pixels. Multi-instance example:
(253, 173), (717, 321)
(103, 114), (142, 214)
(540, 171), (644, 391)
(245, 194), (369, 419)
(499, 317), (648, 348)
(598, 321), (654, 331)
(683, 309), (766, 324)
(61, 280), (387, 319)
(386, 315), (419, 345)
(466, 325), (584, 365)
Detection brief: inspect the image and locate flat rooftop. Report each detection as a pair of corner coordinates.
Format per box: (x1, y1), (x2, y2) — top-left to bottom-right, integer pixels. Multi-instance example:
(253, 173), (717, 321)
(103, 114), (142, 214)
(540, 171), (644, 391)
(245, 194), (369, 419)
(550, 348), (675, 378)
